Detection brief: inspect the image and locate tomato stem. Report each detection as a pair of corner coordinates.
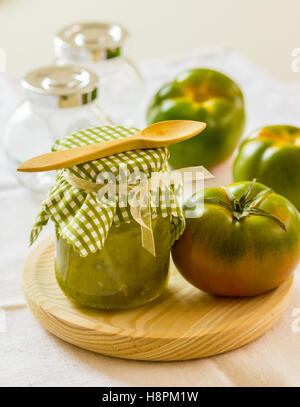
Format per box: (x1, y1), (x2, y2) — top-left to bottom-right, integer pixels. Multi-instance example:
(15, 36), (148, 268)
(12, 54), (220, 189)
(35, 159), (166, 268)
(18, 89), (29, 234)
(203, 180), (286, 230)
(233, 199), (243, 212)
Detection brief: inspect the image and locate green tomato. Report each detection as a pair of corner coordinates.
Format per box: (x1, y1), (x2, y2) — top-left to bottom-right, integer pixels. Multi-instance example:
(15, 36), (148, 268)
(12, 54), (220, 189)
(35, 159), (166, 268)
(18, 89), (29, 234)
(146, 68), (246, 169)
(233, 125), (300, 211)
(172, 180), (300, 296)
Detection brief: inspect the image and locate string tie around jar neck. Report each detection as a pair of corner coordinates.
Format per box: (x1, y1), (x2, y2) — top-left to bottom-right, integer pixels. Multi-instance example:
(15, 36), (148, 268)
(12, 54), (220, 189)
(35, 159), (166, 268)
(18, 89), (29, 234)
(64, 166), (213, 256)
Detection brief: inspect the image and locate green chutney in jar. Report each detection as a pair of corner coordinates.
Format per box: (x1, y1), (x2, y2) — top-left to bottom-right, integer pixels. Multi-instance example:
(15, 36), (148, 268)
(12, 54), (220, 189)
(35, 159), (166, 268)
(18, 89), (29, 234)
(30, 126), (185, 309)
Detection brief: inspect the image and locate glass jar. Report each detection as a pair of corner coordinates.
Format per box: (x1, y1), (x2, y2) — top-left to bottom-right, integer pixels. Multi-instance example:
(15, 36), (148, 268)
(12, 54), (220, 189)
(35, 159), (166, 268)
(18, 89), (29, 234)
(54, 22), (145, 126)
(3, 65), (111, 193)
(55, 217), (171, 309)
(30, 125), (185, 310)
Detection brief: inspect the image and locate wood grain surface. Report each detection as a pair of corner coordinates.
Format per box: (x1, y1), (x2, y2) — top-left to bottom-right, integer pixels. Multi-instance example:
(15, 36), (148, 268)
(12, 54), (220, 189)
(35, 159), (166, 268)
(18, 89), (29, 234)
(22, 235), (294, 361)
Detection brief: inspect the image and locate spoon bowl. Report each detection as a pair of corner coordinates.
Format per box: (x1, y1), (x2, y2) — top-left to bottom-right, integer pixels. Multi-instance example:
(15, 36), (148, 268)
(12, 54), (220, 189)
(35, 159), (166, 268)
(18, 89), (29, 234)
(138, 120), (206, 144)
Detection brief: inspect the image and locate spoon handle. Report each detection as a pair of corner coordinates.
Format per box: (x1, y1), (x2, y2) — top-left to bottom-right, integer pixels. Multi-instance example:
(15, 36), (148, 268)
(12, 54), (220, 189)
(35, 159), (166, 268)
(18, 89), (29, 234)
(17, 134), (143, 172)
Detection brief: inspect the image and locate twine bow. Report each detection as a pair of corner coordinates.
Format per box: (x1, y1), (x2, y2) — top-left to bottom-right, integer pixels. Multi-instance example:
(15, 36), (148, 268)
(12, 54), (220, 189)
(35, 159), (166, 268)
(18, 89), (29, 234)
(64, 166), (212, 256)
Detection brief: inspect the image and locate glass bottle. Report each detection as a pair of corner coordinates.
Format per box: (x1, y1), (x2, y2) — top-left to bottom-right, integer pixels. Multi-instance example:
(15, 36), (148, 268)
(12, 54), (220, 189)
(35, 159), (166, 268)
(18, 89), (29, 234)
(3, 65), (111, 193)
(54, 22), (145, 126)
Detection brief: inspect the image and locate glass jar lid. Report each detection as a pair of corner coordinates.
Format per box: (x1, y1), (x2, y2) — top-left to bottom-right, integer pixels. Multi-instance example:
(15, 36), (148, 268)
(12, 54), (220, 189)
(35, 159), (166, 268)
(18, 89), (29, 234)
(22, 65), (99, 108)
(54, 22), (128, 62)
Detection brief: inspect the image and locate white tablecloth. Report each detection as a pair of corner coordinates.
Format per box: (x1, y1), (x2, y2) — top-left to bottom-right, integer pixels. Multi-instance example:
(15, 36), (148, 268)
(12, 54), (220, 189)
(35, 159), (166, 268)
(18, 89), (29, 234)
(1, 48), (300, 387)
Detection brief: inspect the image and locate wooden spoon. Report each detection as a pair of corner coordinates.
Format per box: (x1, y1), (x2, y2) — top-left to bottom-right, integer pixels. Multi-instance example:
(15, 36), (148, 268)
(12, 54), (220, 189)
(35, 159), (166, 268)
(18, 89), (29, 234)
(17, 120), (206, 172)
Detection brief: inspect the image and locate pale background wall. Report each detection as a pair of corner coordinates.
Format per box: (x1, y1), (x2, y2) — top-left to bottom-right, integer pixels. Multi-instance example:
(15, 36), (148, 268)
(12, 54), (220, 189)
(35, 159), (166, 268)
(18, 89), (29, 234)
(0, 0), (299, 81)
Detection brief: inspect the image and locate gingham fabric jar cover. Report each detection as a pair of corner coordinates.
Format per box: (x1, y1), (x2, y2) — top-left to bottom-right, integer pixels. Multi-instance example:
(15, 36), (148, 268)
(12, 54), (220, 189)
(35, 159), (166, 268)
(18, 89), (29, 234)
(30, 126), (185, 257)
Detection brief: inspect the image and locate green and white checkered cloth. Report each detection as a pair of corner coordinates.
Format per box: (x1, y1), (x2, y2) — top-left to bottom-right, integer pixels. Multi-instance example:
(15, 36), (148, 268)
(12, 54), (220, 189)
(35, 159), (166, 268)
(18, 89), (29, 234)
(30, 126), (185, 257)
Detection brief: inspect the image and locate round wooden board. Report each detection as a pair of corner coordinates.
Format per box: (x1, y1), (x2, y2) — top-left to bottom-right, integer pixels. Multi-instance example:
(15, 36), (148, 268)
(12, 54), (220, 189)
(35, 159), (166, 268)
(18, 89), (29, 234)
(22, 235), (294, 361)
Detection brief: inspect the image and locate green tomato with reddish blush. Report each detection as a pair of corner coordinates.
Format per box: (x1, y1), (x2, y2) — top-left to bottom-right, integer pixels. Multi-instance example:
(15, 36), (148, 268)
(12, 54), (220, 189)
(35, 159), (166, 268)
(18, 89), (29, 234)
(172, 181), (300, 296)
